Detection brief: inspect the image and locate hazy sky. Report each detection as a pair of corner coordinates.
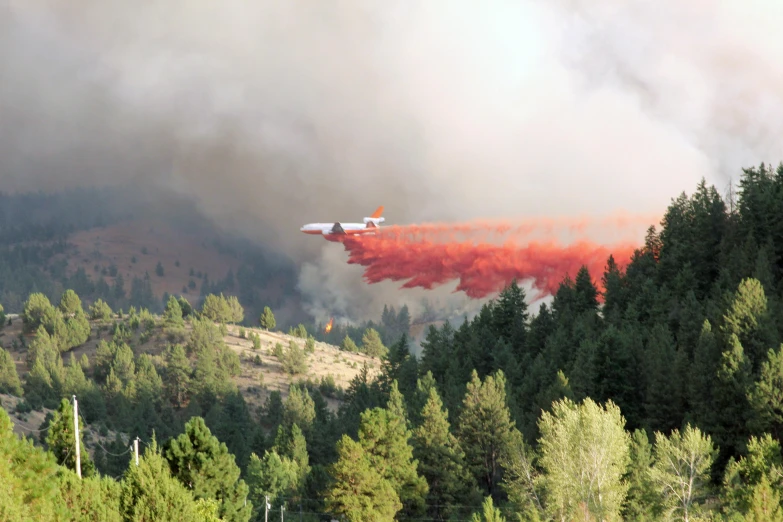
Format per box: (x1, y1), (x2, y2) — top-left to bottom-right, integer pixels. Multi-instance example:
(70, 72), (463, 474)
(3, 0), (782, 323)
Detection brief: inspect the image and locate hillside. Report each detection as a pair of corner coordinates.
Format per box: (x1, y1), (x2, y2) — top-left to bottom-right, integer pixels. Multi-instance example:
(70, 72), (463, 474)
(58, 219), (244, 302)
(0, 311), (381, 435)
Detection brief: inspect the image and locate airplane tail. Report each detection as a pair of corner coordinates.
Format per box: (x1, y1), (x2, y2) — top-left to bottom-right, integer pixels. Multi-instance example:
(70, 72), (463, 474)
(363, 206), (385, 227)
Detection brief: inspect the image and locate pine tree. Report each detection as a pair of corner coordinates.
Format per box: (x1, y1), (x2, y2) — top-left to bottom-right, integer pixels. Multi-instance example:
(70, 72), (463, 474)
(457, 370), (516, 500)
(164, 295), (184, 327)
(0, 346), (22, 396)
(283, 384), (316, 433)
(413, 386), (480, 521)
(89, 298), (113, 321)
(357, 385), (428, 517)
(163, 416), (251, 522)
(492, 278), (528, 350)
(45, 398), (97, 478)
(748, 344), (783, 438)
(361, 327), (388, 358)
(341, 334), (358, 352)
(119, 437), (200, 520)
(622, 429), (661, 520)
(471, 496), (507, 522)
(259, 306), (276, 330)
(325, 435), (401, 521)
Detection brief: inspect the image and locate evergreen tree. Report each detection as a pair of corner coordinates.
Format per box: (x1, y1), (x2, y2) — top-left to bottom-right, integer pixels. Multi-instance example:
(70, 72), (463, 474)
(471, 496), (507, 522)
(23, 292), (55, 333)
(0, 346), (22, 396)
(88, 298), (113, 321)
(45, 398), (97, 478)
(414, 385), (481, 521)
(457, 370), (516, 500)
(282, 340), (308, 375)
(341, 334), (358, 352)
(357, 386), (429, 517)
(259, 306), (276, 330)
(622, 429), (661, 521)
(361, 327), (388, 358)
(163, 294), (184, 327)
(119, 437), (200, 521)
(245, 448), (299, 514)
(325, 434), (401, 521)
(163, 416), (251, 522)
(492, 278), (528, 351)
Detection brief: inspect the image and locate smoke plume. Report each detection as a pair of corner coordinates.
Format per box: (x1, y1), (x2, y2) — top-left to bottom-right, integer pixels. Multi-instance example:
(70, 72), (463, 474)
(3, 1), (782, 323)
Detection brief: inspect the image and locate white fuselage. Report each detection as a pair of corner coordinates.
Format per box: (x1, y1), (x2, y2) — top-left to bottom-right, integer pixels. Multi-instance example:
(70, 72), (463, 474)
(300, 222), (371, 235)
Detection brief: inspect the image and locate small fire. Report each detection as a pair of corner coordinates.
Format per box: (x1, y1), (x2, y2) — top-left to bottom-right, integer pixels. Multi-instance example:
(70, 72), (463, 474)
(324, 318), (334, 333)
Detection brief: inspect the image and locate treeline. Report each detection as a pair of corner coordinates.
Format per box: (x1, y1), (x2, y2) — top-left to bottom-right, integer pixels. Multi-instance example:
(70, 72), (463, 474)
(3, 166), (783, 520)
(0, 185), (303, 326)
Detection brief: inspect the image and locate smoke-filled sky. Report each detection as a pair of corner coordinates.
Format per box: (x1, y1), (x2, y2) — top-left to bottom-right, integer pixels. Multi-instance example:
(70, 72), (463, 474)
(3, 0), (783, 323)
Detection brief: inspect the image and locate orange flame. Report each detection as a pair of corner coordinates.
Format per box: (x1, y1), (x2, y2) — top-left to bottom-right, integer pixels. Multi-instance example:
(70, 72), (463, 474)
(325, 318), (334, 333)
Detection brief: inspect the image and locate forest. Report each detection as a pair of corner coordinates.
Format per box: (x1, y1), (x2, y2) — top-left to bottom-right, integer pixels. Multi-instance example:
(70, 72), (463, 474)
(0, 186), (299, 322)
(3, 164), (783, 520)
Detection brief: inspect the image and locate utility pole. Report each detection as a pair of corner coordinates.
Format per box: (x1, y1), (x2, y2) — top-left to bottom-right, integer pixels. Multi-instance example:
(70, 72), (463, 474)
(281, 504), (285, 521)
(134, 437), (140, 466)
(72, 395), (81, 479)
(265, 495), (269, 522)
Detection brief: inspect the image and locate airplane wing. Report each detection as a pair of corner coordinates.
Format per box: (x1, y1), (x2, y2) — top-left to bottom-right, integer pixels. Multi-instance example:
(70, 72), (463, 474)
(330, 222), (347, 235)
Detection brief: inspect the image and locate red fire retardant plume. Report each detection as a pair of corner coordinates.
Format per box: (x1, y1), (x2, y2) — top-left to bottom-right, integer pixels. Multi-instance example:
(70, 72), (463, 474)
(335, 219), (645, 299)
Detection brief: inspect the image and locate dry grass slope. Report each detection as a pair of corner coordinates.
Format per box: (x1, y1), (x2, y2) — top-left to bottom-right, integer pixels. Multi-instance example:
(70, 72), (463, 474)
(0, 315), (382, 440)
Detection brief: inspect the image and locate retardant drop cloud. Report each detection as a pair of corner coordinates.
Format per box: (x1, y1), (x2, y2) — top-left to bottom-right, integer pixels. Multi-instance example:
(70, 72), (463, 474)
(2, 0), (781, 323)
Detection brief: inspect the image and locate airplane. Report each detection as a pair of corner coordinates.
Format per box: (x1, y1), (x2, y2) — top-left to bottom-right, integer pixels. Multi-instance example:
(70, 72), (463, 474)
(300, 206), (385, 239)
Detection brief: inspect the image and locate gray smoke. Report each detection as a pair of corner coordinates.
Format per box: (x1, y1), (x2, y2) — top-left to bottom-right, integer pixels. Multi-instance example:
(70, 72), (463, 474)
(2, 0), (781, 324)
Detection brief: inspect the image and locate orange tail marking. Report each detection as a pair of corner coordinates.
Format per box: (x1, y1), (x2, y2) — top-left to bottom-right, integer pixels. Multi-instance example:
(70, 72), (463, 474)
(370, 206), (384, 219)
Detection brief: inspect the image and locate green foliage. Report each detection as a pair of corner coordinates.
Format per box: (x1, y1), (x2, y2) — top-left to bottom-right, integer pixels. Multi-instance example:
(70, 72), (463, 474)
(283, 384), (316, 432)
(163, 416), (251, 522)
(282, 340), (308, 375)
(164, 294), (184, 328)
(355, 383), (429, 517)
(471, 496), (507, 522)
(119, 437), (200, 521)
(649, 423), (717, 521)
(537, 397), (631, 522)
(414, 385), (480, 521)
(289, 323), (308, 338)
(305, 334), (315, 354)
(341, 334), (358, 353)
(250, 332), (261, 350)
(0, 346), (22, 396)
(45, 398), (97, 478)
(325, 434), (402, 521)
(164, 344), (191, 408)
(89, 298), (113, 321)
(361, 327), (388, 358)
(23, 292), (55, 334)
(178, 296), (194, 318)
(722, 433), (783, 516)
(457, 370), (516, 500)
(259, 306), (276, 330)
(0, 407), (66, 520)
(201, 293), (244, 324)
